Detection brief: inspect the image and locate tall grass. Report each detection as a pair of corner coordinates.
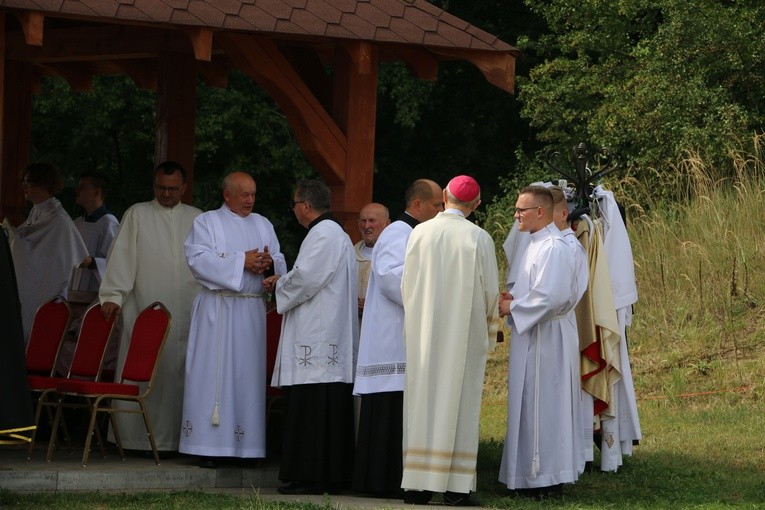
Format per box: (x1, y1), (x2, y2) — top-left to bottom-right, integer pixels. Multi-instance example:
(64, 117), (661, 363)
(609, 134), (765, 401)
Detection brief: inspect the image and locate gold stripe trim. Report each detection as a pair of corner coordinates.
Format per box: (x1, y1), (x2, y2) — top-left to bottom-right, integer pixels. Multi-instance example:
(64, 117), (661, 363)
(404, 448), (476, 461)
(403, 462), (476, 475)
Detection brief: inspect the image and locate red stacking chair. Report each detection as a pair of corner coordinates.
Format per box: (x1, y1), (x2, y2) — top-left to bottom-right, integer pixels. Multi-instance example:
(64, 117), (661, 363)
(24, 296), (71, 456)
(49, 302), (171, 466)
(25, 296), (71, 377)
(27, 302), (116, 458)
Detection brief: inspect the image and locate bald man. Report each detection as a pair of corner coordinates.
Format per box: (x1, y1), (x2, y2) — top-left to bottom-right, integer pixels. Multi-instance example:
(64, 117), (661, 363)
(179, 171), (287, 467)
(354, 203), (390, 318)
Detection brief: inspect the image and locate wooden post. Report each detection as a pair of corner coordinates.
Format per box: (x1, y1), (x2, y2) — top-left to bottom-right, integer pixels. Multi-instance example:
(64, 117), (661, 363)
(331, 41), (378, 241)
(1, 53), (34, 226)
(155, 52), (197, 204)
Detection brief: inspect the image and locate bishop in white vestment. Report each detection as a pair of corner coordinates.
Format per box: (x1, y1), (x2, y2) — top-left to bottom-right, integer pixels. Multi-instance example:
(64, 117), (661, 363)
(99, 163), (201, 451)
(400, 176), (499, 505)
(179, 173), (287, 460)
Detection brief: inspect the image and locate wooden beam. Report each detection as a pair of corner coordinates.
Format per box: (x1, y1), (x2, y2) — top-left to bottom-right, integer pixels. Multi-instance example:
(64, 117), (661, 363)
(331, 41), (379, 241)
(155, 52), (197, 204)
(197, 57), (229, 89)
(430, 48), (516, 93)
(38, 64), (93, 92)
(280, 46), (333, 110)
(15, 11), (44, 47)
(382, 46), (439, 81)
(5, 26), (188, 64)
(218, 32), (347, 185)
(187, 28), (213, 62)
(108, 60), (158, 91)
(1, 60), (33, 226)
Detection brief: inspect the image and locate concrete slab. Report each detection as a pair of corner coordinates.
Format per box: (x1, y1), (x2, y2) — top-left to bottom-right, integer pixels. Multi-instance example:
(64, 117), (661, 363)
(0, 445), (279, 492)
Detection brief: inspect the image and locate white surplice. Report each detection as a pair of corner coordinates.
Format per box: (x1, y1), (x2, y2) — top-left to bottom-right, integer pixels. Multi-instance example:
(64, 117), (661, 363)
(9, 197), (88, 343)
(401, 211), (500, 494)
(179, 206), (286, 458)
(271, 218), (358, 387)
(99, 199), (201, 451)
(499, 223), (581, 489)
(353, 219), (412, 396)
(74, 210), (119, 292)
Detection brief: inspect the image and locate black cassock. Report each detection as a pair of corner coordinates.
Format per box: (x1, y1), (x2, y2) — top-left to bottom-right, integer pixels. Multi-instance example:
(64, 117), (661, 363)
(0, 229), (34, 444)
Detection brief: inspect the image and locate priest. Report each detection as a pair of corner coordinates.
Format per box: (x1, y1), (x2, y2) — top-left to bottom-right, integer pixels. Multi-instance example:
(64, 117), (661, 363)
(99, 161), (202, 453)
(400, 175), (499, 506)
(7, 163), (88, 343)
(73, 170), (119, 292)
(179, 172), (287, 466)
(352, 179), (442, 498)
(263, 179), (358, 495)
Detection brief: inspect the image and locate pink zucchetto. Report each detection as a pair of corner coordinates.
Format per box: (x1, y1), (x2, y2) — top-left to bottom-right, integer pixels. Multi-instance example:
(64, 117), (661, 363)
(447, 175), (480, 202)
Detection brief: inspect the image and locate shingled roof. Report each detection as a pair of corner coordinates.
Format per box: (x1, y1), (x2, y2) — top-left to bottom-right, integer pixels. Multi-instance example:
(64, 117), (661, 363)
(0, 0), (519, 55)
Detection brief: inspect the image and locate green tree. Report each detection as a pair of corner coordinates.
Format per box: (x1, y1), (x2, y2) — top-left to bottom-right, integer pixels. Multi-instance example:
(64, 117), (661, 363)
(518, 0), (765, 183)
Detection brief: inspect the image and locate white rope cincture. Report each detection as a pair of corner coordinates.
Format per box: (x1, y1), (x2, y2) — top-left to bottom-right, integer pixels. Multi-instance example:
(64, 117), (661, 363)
(531, 325), (541, 478)
(210, 290), (264, 426)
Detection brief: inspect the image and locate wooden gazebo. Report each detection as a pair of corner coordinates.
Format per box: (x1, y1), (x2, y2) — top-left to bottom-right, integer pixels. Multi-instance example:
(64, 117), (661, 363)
(0, 0), (519, 237)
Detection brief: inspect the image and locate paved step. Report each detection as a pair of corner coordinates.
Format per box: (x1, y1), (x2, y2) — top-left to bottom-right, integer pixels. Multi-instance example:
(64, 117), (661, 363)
(0, 446), (280, 492)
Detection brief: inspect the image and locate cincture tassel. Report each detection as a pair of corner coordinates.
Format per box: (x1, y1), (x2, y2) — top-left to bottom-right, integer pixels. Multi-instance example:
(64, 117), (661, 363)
(211, 295), (223, 426)
(531, 325), (541, 478)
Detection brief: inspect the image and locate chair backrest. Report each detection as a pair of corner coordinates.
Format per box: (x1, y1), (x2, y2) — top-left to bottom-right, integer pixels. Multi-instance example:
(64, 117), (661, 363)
(25, 296), (71, 375)
(121, 302), (171, 384)
(66, 303), (117, 380)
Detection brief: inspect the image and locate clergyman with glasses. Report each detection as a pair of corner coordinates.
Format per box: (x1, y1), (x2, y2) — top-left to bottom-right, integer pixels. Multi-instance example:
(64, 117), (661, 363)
(99, 161), (202, 455)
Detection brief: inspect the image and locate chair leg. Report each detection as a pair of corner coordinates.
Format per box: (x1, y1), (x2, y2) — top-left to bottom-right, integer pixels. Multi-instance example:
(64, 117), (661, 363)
(27, 393), (45, 459)
(45, 396), (65, 462)
(92, 410), (108, 460)
(109, 407), (126, 460)
(138, 399), (161, 466)
(81, 397), (102, 467)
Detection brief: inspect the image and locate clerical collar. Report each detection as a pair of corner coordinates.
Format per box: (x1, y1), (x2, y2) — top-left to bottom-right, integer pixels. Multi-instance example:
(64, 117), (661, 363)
(444, 208), (465, 217)
(398, 212), (420, 229)
(84, 204), (110, 223)
(308, 212), (342, 230)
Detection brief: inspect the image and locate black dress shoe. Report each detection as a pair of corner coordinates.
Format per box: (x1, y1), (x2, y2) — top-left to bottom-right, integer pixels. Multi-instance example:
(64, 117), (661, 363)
(403, 490), (433, 504)
(198, 457), (219, 469)
(277, 482), (311, 495)
(443, 491), (481, 506)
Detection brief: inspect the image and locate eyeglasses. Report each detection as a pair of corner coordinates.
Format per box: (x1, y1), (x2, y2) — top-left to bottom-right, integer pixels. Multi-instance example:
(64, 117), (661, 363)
(154, 184), (182, 194)
(289, 199), (306, 209)
(514, 206), (541, 215)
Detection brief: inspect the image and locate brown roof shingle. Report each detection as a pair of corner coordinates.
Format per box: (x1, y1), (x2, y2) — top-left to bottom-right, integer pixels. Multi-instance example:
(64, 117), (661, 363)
(0, 0), (519, 55)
